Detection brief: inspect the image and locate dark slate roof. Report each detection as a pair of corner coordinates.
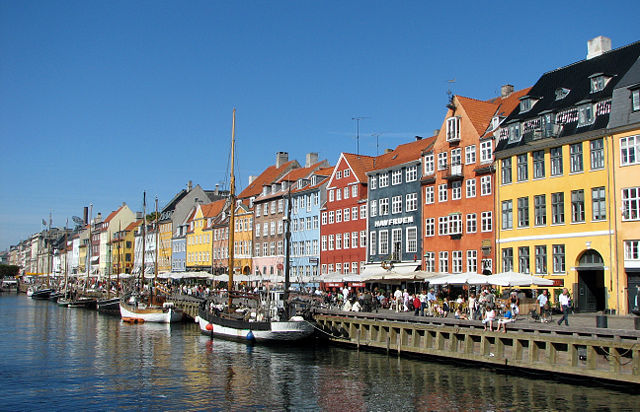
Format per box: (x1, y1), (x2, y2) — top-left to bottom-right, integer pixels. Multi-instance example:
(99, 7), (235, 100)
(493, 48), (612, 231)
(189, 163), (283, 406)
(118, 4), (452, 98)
(496, 40), (640, 152)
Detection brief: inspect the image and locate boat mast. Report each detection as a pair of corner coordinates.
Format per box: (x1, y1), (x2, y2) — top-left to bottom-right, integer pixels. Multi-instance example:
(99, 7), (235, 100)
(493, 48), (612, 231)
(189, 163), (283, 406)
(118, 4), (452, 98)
(141, 192), (146, 293)
(107, 228), (111, 299)
(63, 218), (68, 297)
(283, 185), (292, 318)
(47, 212), (52, 288)
(227, 108), (236, 311)
(117, 221), (121, 293)
(152, 196), (159, 304)
(85, 204), (92, 293)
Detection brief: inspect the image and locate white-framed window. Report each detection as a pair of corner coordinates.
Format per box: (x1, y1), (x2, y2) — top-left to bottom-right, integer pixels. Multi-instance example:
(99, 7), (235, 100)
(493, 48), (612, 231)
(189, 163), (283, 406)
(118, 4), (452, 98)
(321, 235), (327, 251)
(336, 263), (342, 273)
(351, 185), (357, 197)
(270, 201), (276, 214)
(343, 232), (349, 249)
(255, 204), (261, 217)
(466, 213), (477, 233)
(446, 116), (460, 141)
(465, 145), (476, 165)
(343, 207), (350, 222)
(452, 181), (462, 200)
(379, 230), (389, 255)
(423, 153), (434, 175)
(481, 211), (492, 232)
(329, 211), (334, 224)
(439, 251), (449, 273)
(550, 147), (563, 176)
(467, 250), (477, 273)
(466, 179), (476, 198)
(379, 173), (389, 187)
(321, 212), (327, 225)
(552, 244), (565, 273)
(406, 227), (417, 253)
(336, 189), (341, 201)
(406, 165), (418, 182)
(480, 175), (491, 196)
(424, 186), (435, 204)
(336, 209), (342, 223)
(369, 232), (376, 256)
(406, 193), (418, 212)
(360, 230), (367, 248)
(451, 148), (462, 167)
(392, 169), (402, 185)
(351, 207), (358, 221)
(449, 214), (462, 234)
(343, 187), (349, 200)
(622, 187), (640, 221)
(624, 240), (640, 261)
(590, 75), (610, 93)
(438, 152), (448, 170)
(502, 200), (513, 230)
(369, 200), (377, 217)
(379, 198), (389, 215)
(321, 264), (327, 274)
(391, 195), (402, 214)
(438, 184), (448, 202)
(578, 103), (595, 126)
(329, 189), (334, 202)
(344, 169), (350, 177)
(328, 264), (333, 273)
(277, 220), (283, 234)
(270, 221), (276, 235)
(480, 140), (493, 163)
(590, 138), (605, 170)
(438, 216), (449, 236)
(370, 176), (377, 190)
(424, 252), (435, 272)
(352, 232), (358, 249)
(255, 223), (261, 237)
(425, 218), (435, 237)
(621, 135), (640, 166)
(570, 143), (584, 173)
(328, 235), (334, 250)
(351, 261), (358, 274)
(452, 250), (463, 273)
(336, 233), (342, 249)
(360, 205), (367, 219)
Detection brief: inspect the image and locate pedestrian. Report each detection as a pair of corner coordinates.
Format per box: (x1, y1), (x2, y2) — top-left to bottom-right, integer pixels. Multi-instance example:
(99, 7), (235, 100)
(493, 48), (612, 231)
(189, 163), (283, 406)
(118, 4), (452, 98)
(537, 290), (549, 320)
(482, 304), (495, 331)
(557, 288), (571, 326)
(426, 288), (437, 316)
(413, 294), (421, 316)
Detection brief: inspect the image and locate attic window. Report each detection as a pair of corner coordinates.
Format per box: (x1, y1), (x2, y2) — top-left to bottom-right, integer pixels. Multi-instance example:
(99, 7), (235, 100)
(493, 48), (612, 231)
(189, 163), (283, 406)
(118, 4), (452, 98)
(589, 74), (611, 93)
(297, 179), (304, 189)
(490, 116), (501, 131)
(631, 88), (640, 112)
(336, 171), (342, 179)
(343, 169), (350, 177)
(508, 123), (521, 143)
(578, 103), (595, 126)
(519, 96), (538, 113)
(311, 176), (317, 185)
(446, 116), (460, 142)
(555, 88), (571, 101)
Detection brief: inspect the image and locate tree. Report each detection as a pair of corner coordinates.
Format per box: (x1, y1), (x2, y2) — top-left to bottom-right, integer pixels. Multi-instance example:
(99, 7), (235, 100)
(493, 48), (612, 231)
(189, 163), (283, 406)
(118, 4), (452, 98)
(0, 265), (20, 277)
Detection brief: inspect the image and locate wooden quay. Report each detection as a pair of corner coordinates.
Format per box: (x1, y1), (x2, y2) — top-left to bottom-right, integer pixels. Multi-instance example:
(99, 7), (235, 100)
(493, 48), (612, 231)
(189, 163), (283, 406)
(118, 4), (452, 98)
(312, 309), (640, 385)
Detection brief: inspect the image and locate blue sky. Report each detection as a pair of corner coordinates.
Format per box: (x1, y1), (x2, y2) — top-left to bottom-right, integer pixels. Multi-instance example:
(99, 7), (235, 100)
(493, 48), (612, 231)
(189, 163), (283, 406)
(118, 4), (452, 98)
(1, 0), (639, 251)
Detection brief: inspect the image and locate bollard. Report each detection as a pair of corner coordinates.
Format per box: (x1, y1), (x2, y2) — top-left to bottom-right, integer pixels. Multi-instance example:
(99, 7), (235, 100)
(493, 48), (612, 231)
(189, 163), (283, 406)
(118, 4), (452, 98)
(596, 314), (608, 328)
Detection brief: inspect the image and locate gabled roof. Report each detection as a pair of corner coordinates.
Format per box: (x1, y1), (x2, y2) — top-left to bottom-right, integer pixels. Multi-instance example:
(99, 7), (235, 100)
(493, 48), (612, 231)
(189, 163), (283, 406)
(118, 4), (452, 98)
(369, 136), (437, 172)
(277, 160), (326, 183)
(340, 153), (377, 183)
(201, 199), (227, 219)
(125, 220), (142, 231)
(237, 159), (298, 200)
(455, 96), (500, 137)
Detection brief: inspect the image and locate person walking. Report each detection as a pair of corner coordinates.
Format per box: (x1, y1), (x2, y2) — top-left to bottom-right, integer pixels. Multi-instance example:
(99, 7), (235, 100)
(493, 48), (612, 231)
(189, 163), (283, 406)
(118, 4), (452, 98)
(537, 290), (549, 321)
(557, 288), (571, 326)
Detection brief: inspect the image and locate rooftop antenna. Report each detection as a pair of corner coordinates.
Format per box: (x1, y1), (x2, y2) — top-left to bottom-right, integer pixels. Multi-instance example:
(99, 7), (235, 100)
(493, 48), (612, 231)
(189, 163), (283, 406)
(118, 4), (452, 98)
(371, 132), (382, 168)
(352, 116), (369, 156)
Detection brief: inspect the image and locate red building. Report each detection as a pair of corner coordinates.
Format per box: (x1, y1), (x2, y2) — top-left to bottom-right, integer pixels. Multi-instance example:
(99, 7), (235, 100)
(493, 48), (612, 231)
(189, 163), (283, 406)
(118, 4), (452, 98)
(320, 153), (376, 278)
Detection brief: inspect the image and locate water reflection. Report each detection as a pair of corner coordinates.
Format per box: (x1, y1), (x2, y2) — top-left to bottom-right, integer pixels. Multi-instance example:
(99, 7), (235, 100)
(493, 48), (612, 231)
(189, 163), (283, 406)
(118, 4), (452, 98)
(1, 295), (638, 411)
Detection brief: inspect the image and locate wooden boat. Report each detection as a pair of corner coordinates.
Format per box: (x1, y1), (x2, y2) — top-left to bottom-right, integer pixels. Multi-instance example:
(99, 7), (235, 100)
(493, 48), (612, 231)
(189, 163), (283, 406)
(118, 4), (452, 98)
(195, 109), (314, 343)
(31, 288), (54, 300)
(68, 297), (98, 309)
(48, 292), (63, 301)
(97, 297), (121, 316)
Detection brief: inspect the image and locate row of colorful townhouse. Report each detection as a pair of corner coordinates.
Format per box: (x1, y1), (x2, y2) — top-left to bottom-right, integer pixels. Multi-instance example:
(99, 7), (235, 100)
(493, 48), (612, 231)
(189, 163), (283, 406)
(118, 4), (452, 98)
(7, 37), (640, 314)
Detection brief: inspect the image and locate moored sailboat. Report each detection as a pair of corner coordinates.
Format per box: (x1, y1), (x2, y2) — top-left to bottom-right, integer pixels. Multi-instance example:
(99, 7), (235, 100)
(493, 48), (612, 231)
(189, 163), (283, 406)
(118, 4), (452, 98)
(196, 109), (314, 343)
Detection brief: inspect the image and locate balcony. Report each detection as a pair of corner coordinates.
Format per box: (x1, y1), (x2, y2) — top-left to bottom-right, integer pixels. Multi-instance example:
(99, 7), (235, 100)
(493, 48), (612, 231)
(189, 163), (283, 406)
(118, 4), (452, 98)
(443, 164), (463, 181)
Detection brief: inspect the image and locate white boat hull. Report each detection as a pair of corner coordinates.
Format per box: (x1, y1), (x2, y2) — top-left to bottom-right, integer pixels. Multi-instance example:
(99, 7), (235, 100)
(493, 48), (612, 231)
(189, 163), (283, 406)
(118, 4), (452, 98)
(119, 302), (183, 323)
(196, 314), (314, 343)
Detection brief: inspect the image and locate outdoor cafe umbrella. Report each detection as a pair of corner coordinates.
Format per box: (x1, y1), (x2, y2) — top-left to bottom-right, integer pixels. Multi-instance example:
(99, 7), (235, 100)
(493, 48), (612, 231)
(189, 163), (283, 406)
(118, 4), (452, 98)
(428, 272), (491, 286)
(485, 271), (554, 287)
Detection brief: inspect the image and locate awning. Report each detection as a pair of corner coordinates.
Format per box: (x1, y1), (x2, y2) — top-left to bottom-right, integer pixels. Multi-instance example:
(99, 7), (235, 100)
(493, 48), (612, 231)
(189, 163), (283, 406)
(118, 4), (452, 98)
(360, 262), (421, 281)
(485, 271), (554, 287)
(428, 272), (490, 285)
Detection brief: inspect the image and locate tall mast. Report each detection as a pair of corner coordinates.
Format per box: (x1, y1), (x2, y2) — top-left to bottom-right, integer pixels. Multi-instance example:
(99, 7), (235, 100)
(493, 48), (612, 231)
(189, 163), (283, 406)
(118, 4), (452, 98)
(153, 196), (159, 303)
(46, 213), (52, 288)
(227, 108), (236, 311)
(141, 192), (146, 290)
(63, 218), (68, 297)
(284, 185), (292, 318)
(117, 221), (121, 293)
(85, 204), (93, 293)
(107, 228), (111, 299)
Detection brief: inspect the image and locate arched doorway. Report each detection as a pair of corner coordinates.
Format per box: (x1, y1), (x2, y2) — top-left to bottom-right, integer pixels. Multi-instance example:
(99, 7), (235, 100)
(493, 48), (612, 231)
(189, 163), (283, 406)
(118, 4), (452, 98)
(576, 250), (605, 312)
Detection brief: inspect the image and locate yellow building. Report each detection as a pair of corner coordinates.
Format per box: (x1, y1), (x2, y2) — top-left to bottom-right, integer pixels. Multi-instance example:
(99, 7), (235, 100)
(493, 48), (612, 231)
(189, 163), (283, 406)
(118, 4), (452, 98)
(493, 37), (640, 314)
(186, 200), (225, 272)
(111, 220), (141, 274)
(157, 220), (172, 273)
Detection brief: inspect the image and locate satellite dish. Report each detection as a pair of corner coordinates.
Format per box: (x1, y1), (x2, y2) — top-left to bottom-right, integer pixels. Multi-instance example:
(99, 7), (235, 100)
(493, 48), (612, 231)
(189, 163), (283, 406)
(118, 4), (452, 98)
(72, 216), (84, 225)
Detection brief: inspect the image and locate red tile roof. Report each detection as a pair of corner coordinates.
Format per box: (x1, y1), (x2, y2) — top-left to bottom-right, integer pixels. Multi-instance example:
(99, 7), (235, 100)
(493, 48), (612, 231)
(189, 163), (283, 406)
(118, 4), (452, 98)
(340, 153), (377, 182)
(125, 220), (142, 231)
(370, 136), (437, 171)
(201, 199), (227, 218)
(103, 204), (125, 223)
(237, 159), (298, 200)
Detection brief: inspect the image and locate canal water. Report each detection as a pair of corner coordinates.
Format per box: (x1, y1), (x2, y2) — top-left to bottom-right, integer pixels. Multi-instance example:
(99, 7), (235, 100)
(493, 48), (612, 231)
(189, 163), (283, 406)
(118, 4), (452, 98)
(1, 294), (638, 411)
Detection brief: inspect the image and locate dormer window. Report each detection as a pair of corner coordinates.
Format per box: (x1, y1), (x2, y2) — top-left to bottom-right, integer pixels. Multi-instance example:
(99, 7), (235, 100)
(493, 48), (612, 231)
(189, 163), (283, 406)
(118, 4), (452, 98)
(262, 186), (268, 196)
(271, 184), (277, 194)
(555, 88), (571, 100)
(297, 179), (304, 189)
(589, 74), (611, 93)
(631, 88), (640, 112)
(282, 181), (289, 190)
(519, 96), (538, 113)
(446, 116), (460, 142)
(578, 103), (595, 126)
(490, 116), (501, 131)
(508, 123), (521, 143)
(311, 175), (317, 185)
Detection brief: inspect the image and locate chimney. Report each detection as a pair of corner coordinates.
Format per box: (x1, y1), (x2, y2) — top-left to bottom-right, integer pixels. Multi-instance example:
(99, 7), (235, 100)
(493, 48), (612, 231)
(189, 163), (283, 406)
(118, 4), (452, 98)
(187, 180), (193, 191)
(95, 213), (102, 223)
(215, 183), (219, 195)
(434, 129), (440, 136)
(415, 136), (422, 141)
(275, 152), (289, 168)
(83, 207), (88, 225)
(384, 148), (393, 154)
(501, 84), (514, 98)
(305, 152), (318, 167)
(587, 36), (611, 59)
(248, 175), (257, 185)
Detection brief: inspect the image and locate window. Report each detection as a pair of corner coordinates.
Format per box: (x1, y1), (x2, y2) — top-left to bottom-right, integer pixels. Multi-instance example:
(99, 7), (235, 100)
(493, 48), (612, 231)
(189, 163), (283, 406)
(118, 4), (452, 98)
(328, 211), (334, 224)
(425, 218), (435, 237)
(321, 236), (327, 251)
(534, 195), (546, 226)
(502, 200), (513, 230)
(452, 181), (461, 200)
(571, 189), (585, 223)
(452, 251), (463, 273)
(336, 263), (342, 273)
(438, 184), (448, 202)
(481, 211), (492, 232)
(438, 216), (449, 236)
(467, 250), (477, 273)
(277, 199), (284, 212)
(535, 246), (547, 274)
(552, 244), (565, 273)
(466, 179), (476, 198)
(379, 173), (389, 187)
(328, 235), (334, 250)
(379, 198), (389, 215)
(369, 200), (377, 217)
(590, 75), (609, 93)
(392, 228), (403, 260)
(438, 152), (448, 170)
(336, 171), (342, 179)
(520, 98), (533, 113)
(321, 212), (327, 225)
(406, 227), (417, 253)
(391, 196), (402, 214)
(622, 187), (640, 220)
(465, 145), (476, 164)
(466, 213), (477, 233)
(270, 201), (276, 214)
(578, 104), (594, 126)
(424, 252), (435, 272)
(336, 234), (341, 249)
(336, 189), (341, 201)
(370, 176), (377, 190)
(343, 187), (349, 199)
(482, 258), (493, 273)
(424, 186), (435, 204)
(480, 176), (491, 196)
(439, 251), (449, 273)
(501, 158), (512, 184)
(360, 230), (367, 248)
(621, 135), (640, 166)
(351, 262), (358, 274)
(590, 138), (604, 170)
(480, 140), (493, 163)
(369, 232), (376, 256)
(502, 248), (513, 272)
(336, 209), (342, 223)
(570, 143), (584, 173)
(423, 153), (434, 175)
(514, 156), (527, 184)
(360, 205), (367, 219)
(313, 215), (319, 229)
(533, 150), (545, 179)
(406, 165), (417, 182)
(518, 197), (529, 228)
(592, 187), (606, 221)
(449, 214), (462, 235)
(351, 207), (357, 221)
(255, 223), (261, 237)
(344, 169), (350, 177)
(391, 169), (402, 185)
(447, 116), (460, 141)
(625, 240), (640, 261)
(451, 148), (462, 166)
(508, 123), (521, 143)
(632, 89), (640, 111)
(551, 192), (565, 224)
(519, 247), (530, 274)
(550, 147), (563, 176)
(379, 230), (389, 255)
(352, 232), (357, 249)
(255, 204), (261, 217)
(351, 185), (357, 198)
(555, 87), (571, 100)
(329, 189), (334, 202)
(406, 193), (418, 212)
